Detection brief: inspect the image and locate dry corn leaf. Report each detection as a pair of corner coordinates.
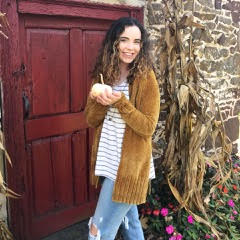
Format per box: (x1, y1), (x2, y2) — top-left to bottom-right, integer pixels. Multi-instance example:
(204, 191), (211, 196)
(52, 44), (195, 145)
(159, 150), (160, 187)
(177, 13), (205, 29)
(140, 216), (149, 230)
(157, 2), (232, 239)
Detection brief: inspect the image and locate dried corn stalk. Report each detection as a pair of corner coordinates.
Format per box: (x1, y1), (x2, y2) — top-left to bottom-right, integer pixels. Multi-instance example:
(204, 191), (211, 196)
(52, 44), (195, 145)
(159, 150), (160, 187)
(0, 11), (18, 240)
(0, 12), (9, 39)
(151, 0), (232, 239)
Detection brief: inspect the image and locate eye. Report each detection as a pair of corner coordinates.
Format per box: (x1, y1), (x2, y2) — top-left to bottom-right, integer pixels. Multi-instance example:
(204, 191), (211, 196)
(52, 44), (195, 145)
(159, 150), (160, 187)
(119, 37), (128, 42)
(134, 40), (141, 44)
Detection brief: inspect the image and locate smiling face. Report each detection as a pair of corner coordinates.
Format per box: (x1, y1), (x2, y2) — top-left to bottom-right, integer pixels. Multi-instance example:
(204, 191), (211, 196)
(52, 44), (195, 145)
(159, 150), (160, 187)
(118, 25), (141, 67)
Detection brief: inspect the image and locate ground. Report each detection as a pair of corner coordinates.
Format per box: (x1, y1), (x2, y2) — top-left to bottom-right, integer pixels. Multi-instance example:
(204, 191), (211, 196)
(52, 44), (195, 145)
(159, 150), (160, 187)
(42, 219), (124, 240)
(42, 220), (89, 240)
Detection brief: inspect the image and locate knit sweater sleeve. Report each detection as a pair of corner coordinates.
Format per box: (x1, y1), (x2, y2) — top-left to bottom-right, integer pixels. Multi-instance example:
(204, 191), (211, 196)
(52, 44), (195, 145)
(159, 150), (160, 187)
(113, 70), (160, 137)
(84, 79), (108, 128)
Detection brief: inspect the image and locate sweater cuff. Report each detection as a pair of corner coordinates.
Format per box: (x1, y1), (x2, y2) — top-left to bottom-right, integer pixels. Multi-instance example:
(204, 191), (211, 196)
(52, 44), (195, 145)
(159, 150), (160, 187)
(113, 93), (133, 113)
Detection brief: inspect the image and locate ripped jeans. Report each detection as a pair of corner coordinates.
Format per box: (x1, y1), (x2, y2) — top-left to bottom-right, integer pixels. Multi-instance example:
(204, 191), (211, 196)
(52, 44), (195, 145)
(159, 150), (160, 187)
(88, 177), (144, 240)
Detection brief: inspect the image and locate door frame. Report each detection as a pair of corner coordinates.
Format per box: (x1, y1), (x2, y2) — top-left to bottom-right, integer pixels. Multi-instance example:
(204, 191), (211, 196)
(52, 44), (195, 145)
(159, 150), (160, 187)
(0, 0), (143, 239)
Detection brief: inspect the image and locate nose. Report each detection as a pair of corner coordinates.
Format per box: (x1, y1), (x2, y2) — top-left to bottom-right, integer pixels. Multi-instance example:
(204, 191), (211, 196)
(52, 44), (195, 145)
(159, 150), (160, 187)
(126, 41), (134, 50)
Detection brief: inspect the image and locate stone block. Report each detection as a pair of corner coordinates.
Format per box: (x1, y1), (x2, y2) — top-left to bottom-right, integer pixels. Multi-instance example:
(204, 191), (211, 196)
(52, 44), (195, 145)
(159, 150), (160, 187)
(232, 143), (238, 154)
(200, 60), (210, 72)
(218, 16), (232, 25)
(224, 117), (239, 142)
(217, 22), (234, 33)
(184, 0), (194, 11)
(219, 48), (229, 58)
(228, 87), (240, 99)
(217, 33), (237, 46)
(225, 12), (231, 17)
(195, 29), (214, 43)
(211, 79), (225, 89)
(230, 77), (240, 86)
(200, 60), (223, 72)
(217, 33), (226, 45)
(204, 46), (220, 60)
(232, 12), (240, 24)
(151, 3), (163, 11)
(194, 12), (216, 21)
(224, 54), (240, 75)
(215, 0), (222, 9)
(230, 46), (238, 54)
(233, 100), (240, 115)
(205, 22), (216, 30)
(147, 5), (164, 25)
(212, 30), (224, 36)
(197, 0), (214, 8)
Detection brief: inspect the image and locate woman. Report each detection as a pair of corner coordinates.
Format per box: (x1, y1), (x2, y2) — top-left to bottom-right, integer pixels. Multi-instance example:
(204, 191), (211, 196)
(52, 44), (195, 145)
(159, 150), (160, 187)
(84, 17), (160, 240)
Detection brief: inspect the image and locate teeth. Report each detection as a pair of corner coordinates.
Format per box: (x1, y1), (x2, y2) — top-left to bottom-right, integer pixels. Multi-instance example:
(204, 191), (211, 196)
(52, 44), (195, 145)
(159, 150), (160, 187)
(124, 53), (132, 56)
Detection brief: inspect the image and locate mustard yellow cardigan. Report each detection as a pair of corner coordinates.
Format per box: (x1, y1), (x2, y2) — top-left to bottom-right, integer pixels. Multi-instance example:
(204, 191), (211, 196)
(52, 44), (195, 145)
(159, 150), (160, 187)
(84, 70), (160, 204)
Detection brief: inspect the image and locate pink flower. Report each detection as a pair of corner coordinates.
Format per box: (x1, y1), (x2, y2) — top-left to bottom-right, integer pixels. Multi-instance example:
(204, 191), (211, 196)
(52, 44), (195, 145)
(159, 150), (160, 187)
(230, 215), (235, 220)
(187, 215), (194, 224)
(176, 234), (183, 240)
(166, 225), (174, 234)
(233, 210), (238, 215)
(161, 208), (169, 217)
(205, 234), (211, 239)
(169, 237), (176, 240)
(228, 199), (235, 208)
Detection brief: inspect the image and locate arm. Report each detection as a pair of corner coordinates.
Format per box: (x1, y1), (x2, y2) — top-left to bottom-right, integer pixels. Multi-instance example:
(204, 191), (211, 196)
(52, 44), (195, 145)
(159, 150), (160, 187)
(113, 71), (160, 137)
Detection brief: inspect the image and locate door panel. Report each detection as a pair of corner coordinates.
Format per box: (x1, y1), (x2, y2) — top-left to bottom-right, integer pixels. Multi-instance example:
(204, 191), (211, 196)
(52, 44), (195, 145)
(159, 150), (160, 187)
(72, 130), (88, 205)
(51, 135), (73, 208)
(70, 29), (84, 112)
(31, 139), (54, 216)
(29, 29), (70, 116)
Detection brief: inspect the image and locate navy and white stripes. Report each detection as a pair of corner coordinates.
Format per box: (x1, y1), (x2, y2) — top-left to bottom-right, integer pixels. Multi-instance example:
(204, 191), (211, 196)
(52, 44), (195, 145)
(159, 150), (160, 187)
(95, 80), (155, 181)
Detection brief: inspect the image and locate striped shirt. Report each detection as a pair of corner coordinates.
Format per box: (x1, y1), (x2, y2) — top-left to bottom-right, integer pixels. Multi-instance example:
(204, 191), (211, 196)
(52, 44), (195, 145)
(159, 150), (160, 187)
(95, 80), (155, 181)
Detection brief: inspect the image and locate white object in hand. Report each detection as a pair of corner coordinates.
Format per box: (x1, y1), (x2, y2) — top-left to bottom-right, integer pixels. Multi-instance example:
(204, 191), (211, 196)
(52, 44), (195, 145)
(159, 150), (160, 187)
(91, 83), (112, 97)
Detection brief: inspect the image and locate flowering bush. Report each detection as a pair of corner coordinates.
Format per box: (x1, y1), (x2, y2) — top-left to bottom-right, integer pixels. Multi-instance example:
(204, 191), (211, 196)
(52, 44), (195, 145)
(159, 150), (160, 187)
(140, 155), (240, 240)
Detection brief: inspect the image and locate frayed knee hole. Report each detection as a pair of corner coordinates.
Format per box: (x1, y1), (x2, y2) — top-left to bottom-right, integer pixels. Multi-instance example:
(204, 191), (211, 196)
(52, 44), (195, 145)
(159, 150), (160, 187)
(90, 223), (98, 236)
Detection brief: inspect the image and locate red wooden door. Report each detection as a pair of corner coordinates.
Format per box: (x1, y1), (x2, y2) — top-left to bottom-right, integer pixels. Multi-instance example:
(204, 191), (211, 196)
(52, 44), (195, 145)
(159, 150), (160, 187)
(2, 1), (143, 239)
(20, 16), (109, 240)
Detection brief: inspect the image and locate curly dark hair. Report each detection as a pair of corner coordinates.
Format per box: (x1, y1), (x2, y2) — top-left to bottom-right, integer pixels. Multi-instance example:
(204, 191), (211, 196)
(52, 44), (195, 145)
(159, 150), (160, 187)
(91, 17), (153, 85)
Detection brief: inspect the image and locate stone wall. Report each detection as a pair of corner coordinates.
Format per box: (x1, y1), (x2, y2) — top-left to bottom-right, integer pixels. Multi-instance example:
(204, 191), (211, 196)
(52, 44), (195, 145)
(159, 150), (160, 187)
(145, 0), (240, 154)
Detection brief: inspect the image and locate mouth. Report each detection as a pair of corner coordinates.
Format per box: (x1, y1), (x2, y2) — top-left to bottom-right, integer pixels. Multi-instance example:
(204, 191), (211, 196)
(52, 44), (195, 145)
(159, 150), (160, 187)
(122, 52), (135, 58)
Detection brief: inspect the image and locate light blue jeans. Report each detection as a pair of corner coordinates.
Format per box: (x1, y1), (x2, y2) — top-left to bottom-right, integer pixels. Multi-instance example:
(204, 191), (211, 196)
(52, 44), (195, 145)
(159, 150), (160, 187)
(88, 177), (145, 240)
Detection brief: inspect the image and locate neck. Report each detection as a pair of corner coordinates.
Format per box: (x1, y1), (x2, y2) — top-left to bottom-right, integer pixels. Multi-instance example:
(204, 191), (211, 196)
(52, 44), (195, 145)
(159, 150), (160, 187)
(119, 62), (129, 82)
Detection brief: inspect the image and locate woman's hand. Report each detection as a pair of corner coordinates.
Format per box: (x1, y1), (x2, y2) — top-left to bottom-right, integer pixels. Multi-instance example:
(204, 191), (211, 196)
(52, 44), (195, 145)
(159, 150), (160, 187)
(91, 89), (122, 106)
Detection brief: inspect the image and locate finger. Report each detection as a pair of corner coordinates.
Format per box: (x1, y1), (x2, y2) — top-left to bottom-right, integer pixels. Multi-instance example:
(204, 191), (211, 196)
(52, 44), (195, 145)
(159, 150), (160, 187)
(90, 91), (96, 100)
(96, 96), (111, 105)
(112, 91), (122, 98)
(96, 98), (107, 105)
(99, 92), (112, 103)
